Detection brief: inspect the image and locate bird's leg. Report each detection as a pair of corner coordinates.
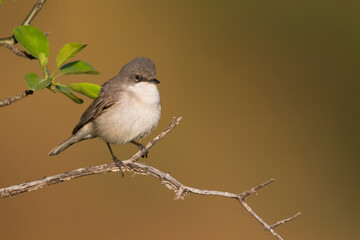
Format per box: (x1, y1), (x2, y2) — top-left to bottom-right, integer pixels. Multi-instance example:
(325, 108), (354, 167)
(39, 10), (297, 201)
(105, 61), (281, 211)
(130, 141), (148, 158)
(106, 143), (124, 177)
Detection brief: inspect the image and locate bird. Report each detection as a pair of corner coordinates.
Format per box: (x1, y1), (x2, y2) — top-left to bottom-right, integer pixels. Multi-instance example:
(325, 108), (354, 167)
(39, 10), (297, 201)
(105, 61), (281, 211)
(48, 57), (161, 176)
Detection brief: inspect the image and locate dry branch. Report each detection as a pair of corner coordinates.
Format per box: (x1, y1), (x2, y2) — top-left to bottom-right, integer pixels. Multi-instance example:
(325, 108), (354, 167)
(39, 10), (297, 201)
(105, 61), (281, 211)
(0, 117), (300, 240)
(0, 90), (33, 107)
(0, 1), (301, 239)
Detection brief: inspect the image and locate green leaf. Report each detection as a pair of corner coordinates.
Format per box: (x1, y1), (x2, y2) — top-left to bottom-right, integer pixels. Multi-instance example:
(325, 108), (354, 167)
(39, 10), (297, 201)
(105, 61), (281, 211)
(55, 84), (83, 104)
(13, 26), (49, 59)
(56, 42), (87, 67)
(24, 73), (52, 91)
(38, 52), (48, 76)
(38, 53), (48, 68)
(68, 82), (101, 99)
(60, 60), (99, 75)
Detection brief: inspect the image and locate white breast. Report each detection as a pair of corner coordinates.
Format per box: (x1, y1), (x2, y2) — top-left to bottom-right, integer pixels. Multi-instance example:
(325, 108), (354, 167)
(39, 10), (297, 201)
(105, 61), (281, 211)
(93, 82), (161, 145)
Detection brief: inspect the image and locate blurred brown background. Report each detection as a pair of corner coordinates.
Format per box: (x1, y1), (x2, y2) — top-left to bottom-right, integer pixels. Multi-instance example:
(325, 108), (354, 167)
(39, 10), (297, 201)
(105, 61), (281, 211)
(0, 0), (359, 239)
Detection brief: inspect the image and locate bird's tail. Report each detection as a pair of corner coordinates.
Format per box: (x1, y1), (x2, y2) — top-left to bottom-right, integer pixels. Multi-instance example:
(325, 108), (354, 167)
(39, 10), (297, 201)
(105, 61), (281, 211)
(48, 124), (94, 156)
(48, 135), (78, 156)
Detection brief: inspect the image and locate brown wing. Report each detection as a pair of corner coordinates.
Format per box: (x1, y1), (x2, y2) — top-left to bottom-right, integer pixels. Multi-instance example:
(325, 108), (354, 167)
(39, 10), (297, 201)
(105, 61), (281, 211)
(72, 78), (121, 134)
(72, 98), (117, 134)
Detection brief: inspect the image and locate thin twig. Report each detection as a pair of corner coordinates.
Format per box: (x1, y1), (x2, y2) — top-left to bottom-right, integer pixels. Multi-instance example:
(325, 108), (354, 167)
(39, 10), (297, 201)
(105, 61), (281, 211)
(0, 0), (47, 59)
(240, 178), (275, 200)
(22, 0), (47, 26)
(0, 90), (33, 108)
(2, 43), (36, 59)
(0, 1), (46, 104)
(0, 117), (300, 239)
(271, 212), (302, 229)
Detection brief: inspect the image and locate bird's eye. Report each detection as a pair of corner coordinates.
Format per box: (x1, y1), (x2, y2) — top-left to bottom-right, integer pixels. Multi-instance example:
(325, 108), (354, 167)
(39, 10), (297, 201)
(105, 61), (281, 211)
(135, 75), (141, 81)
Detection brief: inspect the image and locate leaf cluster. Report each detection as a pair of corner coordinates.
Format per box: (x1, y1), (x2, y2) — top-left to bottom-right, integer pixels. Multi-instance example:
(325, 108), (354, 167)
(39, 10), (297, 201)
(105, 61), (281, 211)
(13, 25), (101, 103)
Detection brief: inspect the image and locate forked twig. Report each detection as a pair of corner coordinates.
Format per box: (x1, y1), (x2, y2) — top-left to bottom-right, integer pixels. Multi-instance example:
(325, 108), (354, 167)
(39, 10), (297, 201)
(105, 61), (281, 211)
(0, 0), (47, 106)
(0, 0), (47, 59)
(0, 117), (300, 239)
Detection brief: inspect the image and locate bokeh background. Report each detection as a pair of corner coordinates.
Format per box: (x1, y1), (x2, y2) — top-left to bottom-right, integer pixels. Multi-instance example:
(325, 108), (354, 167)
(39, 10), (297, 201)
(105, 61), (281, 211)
(0, 0), (359, 239)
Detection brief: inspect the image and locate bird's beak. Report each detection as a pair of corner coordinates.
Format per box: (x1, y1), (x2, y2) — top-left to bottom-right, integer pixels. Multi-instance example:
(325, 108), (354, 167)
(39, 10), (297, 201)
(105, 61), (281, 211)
(149, 78), (160, 84)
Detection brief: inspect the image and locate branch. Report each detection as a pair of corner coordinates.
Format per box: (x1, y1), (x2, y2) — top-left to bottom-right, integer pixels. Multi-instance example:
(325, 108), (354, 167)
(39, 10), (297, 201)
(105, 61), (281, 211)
(0, 90), (33, 108)
(22, 0), (47, 26)
(0, 0), (47, 59)
(0, 117), (300, 239)
(0, 1), (47, 104)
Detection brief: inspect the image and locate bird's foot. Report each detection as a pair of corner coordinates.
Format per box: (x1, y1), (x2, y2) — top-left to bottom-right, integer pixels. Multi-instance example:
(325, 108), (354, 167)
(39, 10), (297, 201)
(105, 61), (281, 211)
(138, 145), (149, 158)
(131, 141), (149, 158)
(107, 142), (125, 177)
(113, 157), (124, 177)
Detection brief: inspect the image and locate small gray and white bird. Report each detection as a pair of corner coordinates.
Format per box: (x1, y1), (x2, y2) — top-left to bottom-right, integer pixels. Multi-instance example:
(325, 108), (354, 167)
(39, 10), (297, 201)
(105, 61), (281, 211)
(49, 57), (161, 175)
